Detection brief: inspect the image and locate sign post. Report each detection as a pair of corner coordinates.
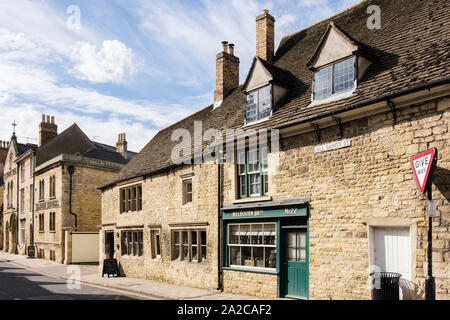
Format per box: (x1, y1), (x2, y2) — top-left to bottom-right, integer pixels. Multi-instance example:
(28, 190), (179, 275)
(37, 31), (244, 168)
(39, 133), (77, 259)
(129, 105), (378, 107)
(410, 148), (438, 300)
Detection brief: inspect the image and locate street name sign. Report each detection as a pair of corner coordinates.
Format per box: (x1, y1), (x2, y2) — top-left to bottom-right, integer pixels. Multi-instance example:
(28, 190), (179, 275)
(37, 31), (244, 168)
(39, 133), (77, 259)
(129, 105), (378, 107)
(410, 148), (438, 194)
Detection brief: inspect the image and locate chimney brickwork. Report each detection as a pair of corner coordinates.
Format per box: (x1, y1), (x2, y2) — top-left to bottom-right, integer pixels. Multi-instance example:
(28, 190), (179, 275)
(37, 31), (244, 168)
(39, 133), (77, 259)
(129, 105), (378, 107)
(116, 133), (128, 159)
(39, 114), (58, 147)
(214, 41), (240, 107)
(256, 9), (275, 63)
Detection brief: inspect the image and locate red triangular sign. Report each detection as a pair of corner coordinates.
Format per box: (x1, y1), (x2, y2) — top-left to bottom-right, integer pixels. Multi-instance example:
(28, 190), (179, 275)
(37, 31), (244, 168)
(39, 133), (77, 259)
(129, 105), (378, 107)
(410, 148), (437, 194)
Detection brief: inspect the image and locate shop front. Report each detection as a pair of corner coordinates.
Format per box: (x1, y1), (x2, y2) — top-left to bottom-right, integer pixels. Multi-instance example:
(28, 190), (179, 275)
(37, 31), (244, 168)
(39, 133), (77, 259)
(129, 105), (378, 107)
(222, 198), (310, 299)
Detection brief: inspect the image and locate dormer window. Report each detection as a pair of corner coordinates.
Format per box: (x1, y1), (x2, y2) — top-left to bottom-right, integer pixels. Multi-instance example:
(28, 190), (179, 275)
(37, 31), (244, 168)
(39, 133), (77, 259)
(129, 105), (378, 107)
(246, 86), (272, 124)
(313, 56), (355, 101)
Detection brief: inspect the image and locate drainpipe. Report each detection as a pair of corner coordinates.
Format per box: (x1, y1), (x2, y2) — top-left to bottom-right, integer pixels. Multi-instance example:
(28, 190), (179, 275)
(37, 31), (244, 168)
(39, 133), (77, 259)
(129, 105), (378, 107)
(16, 162), (19, 254)
(67, 166), (77, 230)
(31, 151), (35, 248)
(217, 158), (223, 291)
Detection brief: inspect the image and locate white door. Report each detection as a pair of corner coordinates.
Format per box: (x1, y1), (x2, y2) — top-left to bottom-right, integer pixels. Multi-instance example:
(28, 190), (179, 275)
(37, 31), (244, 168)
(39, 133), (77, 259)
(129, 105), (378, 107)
(373, 227), (412, 299)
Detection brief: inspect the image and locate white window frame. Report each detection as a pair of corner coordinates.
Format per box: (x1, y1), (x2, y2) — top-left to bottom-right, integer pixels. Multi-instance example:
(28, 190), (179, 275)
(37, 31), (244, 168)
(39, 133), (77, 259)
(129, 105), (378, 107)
(245, 85), (272, 125)
(312, 56), (356, 102)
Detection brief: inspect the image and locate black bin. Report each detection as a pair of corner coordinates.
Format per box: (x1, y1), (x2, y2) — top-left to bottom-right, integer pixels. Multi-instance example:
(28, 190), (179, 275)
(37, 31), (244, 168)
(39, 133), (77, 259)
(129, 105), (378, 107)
(370, 272), (401, 300)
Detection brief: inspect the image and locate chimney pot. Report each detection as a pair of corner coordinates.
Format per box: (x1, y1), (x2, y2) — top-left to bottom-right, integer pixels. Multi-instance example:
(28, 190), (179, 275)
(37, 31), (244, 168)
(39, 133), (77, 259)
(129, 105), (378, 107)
(222, 41), (229, 52)
(228, 43), (235, 56)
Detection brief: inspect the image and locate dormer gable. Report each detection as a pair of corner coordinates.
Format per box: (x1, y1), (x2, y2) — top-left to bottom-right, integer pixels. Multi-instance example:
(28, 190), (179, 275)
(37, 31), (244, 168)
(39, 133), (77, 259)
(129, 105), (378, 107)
(307, 22), (359, 70)
(242, 57), (293, 124)
(307, 22), (376, 104)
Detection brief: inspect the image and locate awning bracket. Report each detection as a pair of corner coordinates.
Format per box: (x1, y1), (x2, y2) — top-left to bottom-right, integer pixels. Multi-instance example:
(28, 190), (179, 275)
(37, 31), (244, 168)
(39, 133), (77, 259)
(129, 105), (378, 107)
(388, 100), (397, 125)
(312, 123), (321, 142)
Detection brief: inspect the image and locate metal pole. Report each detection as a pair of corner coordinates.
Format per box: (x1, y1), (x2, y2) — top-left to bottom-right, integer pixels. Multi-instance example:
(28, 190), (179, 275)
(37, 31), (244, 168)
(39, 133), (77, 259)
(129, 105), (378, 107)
(425, 186), (435, 300)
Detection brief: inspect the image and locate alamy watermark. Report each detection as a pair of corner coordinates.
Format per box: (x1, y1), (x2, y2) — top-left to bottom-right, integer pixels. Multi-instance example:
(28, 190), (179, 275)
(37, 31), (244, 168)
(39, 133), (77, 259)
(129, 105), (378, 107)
(66, 265), (81, 290)
(67, 5), (81, 30)
(367, 5), (381, 30)
(171, 122), (280, 172)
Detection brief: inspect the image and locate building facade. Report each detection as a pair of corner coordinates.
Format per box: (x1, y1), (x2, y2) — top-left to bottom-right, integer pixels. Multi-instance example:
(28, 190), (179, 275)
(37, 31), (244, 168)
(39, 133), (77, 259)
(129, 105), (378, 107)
(2, 116), (136, 264)
(100, 0), (449, 299)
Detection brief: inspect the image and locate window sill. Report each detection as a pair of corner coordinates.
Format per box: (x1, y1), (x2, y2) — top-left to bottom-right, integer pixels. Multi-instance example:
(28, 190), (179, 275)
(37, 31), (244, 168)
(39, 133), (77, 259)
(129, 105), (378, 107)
(121, 254), (144, 258)
(232, 196), (272, 205)
(222, 267), (278, 275)
(308, 89), (355, 107)
(242, 116), (271, 128)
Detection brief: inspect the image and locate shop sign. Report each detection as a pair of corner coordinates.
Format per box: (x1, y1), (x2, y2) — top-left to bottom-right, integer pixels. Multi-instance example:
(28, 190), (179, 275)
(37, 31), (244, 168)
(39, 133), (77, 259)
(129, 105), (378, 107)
(223, 206), (307, 220)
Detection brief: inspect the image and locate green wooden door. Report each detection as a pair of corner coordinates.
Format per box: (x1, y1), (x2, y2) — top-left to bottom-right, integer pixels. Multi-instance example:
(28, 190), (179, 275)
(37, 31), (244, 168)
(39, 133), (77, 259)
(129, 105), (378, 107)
(283, 229), (308, 299)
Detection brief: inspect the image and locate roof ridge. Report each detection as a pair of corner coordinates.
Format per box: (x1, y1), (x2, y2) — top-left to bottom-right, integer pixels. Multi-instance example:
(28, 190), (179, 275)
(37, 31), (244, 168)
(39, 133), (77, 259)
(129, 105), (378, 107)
(279, 0), (368, 45)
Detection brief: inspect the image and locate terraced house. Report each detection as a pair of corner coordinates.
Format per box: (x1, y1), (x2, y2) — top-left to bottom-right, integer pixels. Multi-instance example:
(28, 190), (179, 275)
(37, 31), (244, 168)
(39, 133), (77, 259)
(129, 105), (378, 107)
(100, 0), (449, 299)
(2, 115), (136, 264)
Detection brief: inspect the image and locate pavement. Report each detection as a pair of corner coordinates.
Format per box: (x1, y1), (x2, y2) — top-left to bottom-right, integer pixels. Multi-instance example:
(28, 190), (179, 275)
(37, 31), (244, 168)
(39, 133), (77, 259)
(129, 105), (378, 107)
(0, 251), (258, 300)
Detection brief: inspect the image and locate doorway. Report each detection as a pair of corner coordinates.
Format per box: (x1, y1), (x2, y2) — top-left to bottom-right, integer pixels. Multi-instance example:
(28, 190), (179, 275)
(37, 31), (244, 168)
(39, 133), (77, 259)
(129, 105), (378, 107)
(371, 227), (412, 299)
(282, 228), (309, 299)
(105, 232), (115, 259)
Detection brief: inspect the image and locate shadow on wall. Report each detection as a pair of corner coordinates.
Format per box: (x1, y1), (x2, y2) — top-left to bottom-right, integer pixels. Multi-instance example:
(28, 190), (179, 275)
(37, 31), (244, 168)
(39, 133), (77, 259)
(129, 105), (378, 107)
(434, 166), (450, 202)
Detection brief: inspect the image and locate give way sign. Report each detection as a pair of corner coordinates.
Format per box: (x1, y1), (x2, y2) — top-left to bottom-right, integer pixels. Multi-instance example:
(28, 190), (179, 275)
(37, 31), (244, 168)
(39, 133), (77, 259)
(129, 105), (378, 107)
(410, 148), (438, 194)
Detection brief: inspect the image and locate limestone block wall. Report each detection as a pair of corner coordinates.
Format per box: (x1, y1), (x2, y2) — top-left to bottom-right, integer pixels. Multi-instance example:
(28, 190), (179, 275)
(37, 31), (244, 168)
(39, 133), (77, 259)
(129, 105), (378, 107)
(101, 163), (220, 290)
(266, 98), (449, 300)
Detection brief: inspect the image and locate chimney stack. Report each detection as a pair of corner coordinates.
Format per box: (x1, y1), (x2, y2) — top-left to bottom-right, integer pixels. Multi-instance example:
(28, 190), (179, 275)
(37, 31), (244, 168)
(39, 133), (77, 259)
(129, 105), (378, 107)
(116, 133), (128, 159)
(0, 140), (8, 165)
(256, 9), (275, 63)
(39, 114), (58, 147)
(214, 41), (240, 108)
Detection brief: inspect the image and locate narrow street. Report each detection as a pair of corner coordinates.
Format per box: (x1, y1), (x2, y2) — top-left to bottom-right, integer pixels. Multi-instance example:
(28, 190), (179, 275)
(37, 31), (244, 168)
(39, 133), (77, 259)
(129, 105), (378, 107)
(0, 261), (146, 300)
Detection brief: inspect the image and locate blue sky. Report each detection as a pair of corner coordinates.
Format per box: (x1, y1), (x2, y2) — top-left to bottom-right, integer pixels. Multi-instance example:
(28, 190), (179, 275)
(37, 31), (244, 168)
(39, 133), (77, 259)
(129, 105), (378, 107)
(0, 0), (360, 152)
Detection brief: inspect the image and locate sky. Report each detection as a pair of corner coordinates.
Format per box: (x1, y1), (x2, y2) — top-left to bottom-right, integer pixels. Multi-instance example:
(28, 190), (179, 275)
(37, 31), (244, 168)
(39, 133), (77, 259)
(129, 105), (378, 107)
(0, 0), (361, 152)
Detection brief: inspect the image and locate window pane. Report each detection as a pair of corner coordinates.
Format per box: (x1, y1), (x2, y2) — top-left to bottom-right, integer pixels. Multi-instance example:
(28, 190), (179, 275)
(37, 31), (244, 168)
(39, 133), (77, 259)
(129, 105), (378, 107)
(288, 248), (296, 261)
(334, 57), (354, 93)
(251, 224), (263, 245)
(242, 247), (252, 266)
(249, 173), (260, 196)
(182, 231), (188, 260)
(246, 92), (258, 123)
(155, 234), (161, 256)
(314, 66), (332, 99)
(264, 224), (276, 245)
(200, 231), (207, 262)
(240, 225), (250, 245)
(192, 245), (198, 261)
(230, 247), (241, 266)
(265, 248), (276, 268)
(229, 225), (239, 244)
(258, 86), (271, 119)
(253, 247), (264, 268)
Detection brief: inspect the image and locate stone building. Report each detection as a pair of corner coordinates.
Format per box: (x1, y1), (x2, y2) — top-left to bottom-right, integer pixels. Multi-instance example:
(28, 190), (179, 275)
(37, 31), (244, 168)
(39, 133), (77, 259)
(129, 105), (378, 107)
(2, 115), (136, 264)
(0, 140), (8, 250)
(100, 0), (449, 299)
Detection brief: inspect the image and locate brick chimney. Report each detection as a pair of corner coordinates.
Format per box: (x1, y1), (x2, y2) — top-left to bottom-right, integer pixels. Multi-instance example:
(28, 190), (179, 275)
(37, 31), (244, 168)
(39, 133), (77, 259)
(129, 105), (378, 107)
(39, 115), (58, 147)
(214, 41), (240, 108)
(116, 133), (128, 159)
(256, 9), (275, 63)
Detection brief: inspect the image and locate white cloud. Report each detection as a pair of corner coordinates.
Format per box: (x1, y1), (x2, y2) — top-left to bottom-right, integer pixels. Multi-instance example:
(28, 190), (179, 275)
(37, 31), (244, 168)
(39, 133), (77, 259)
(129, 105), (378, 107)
(70, 40), (137, 84)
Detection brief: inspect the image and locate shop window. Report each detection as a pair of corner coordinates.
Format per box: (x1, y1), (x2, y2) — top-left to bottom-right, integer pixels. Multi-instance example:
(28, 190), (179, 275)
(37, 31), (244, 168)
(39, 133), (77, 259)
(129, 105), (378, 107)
(237, 146), (268, 198)
(228, 223), (276, 269)
(119, 185), (143, 213)
(172, 230), (207, 263)
(121, 231), (143, 256)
